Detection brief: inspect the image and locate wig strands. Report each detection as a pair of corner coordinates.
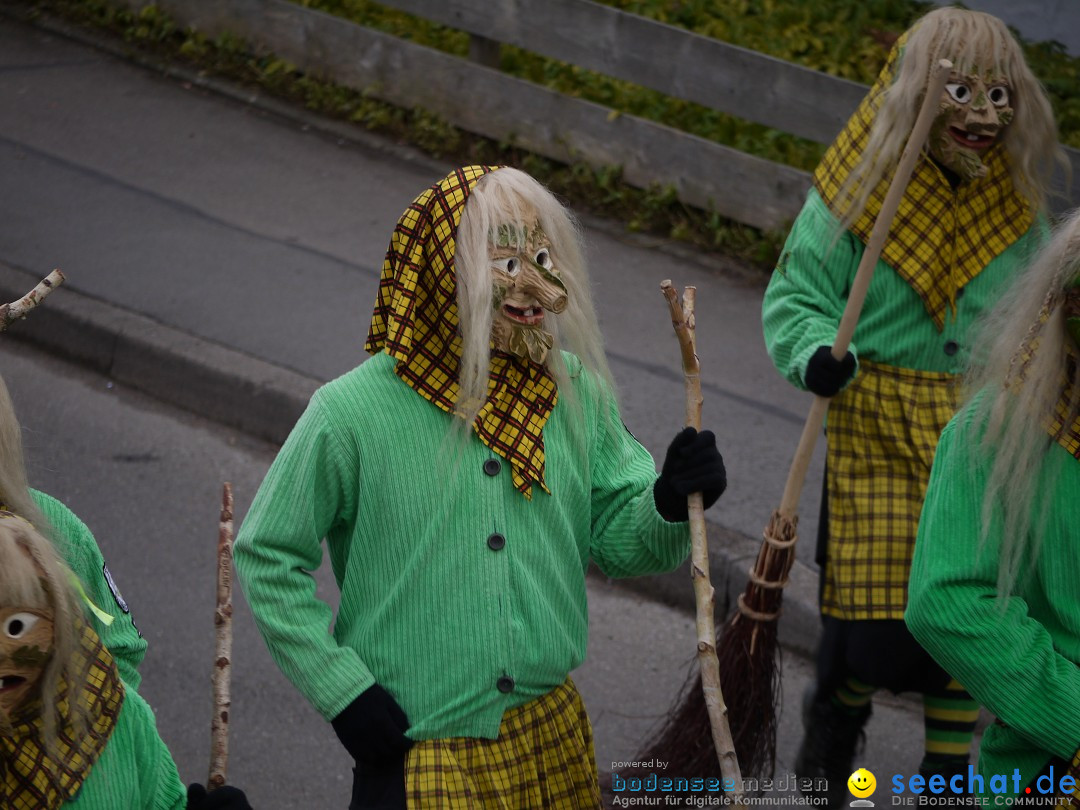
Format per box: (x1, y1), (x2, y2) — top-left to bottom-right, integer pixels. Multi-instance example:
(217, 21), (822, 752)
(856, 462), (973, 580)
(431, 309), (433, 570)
(0, 515), (88, 747)
(961, 211), (1080, 598)
(455, 167), (615, 430)
(834, 7), (1064, 229)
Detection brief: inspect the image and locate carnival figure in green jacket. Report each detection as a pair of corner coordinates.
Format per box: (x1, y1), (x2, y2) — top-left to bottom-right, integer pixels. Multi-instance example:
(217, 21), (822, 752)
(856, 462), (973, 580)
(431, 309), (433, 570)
(235, 165), (727, 809)
(761, 7), (1066, 806)
(908, 206), (1080, 806)
(0, 374), (250, 810)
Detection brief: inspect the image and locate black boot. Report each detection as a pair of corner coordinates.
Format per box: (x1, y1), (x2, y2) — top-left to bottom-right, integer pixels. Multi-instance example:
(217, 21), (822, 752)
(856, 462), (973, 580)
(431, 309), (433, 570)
(793, 684), (872, 808)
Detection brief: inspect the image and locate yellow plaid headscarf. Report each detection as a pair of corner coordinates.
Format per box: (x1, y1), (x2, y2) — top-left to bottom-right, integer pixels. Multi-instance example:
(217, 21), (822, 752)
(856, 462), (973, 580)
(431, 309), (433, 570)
(1, 625), (123, 810)
(814, 31), (1034, 330)
(365, 166), (559, 498)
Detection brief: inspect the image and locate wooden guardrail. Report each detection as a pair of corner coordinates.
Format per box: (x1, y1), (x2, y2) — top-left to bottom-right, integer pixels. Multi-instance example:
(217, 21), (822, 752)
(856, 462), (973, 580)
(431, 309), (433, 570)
(118, 0), (1079, 230)
(378, 0), (870, 146)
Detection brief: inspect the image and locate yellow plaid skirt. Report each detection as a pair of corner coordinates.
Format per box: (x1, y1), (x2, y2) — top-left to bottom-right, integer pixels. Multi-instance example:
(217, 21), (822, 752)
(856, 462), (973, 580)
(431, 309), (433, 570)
(821, 361), (960, 620)
(405, 678), (603, 809)
(1053, 749), (1080, 807)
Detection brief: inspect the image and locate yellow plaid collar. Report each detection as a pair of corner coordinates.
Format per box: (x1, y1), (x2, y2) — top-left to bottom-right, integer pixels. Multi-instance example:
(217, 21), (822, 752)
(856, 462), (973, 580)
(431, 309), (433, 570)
(813, 37), (1034, 330)
(1, 625), (123, 810)
(365, 166), (558, 498)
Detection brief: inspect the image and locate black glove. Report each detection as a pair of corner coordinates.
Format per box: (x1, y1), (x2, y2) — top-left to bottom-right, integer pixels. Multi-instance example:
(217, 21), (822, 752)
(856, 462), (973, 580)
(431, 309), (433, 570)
(331, 683), (412, 765)
(804, 345), (856, 397)
(332, 684), (412, 810)
(653, 427), (727, 523)
(186, 783), (252, 810)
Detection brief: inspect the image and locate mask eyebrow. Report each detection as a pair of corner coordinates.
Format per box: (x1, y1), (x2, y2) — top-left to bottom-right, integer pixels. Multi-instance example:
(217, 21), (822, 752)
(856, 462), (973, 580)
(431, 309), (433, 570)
(492, 223), (529, 248)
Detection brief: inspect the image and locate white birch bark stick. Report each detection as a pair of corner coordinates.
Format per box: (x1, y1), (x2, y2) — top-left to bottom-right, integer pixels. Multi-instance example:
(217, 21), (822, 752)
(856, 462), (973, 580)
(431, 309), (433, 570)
(661, 280), (746, 804)
(209, 482), (234, 790)
(0, 269), (65, 331)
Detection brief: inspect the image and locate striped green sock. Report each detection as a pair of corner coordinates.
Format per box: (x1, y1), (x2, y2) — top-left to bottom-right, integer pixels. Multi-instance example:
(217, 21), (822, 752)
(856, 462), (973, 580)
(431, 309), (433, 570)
(921, 679), (979, 771)
(832, 676), (875, 715)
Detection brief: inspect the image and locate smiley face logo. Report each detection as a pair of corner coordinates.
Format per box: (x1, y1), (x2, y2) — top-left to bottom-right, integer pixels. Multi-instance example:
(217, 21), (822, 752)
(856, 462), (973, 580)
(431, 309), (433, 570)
(848, 768), (877, 798)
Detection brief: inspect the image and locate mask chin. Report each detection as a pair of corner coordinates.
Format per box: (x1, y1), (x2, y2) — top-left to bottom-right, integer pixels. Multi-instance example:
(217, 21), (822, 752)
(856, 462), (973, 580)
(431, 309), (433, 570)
(508, 326), (554, 364)
(929, 127), (990, 183)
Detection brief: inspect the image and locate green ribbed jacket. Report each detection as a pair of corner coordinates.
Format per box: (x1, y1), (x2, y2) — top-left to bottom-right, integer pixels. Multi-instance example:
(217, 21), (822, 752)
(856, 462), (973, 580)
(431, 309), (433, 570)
(234, 351), (691, 740)
(65, 690), (187, 809)
(761, 188), (1045, 387)
(32, 491), (147, 689)
(28, 491), (186, 809)
(906, 412), (1080, 795)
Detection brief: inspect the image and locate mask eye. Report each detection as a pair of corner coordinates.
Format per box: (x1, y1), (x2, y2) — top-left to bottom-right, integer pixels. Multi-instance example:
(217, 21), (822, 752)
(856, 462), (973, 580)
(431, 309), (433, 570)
(988, 86), (1010, 107)
(4, 613), (39, 640)
(534, 249), (553, 270)
(493, 257), (521, 277)
(945, 82), (971, 104)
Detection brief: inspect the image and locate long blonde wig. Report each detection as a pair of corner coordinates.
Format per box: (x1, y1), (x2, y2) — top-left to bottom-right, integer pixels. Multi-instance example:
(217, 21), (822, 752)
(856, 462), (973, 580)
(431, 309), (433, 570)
(838, 6), (1065, 229)
(0, 374), (48, 530)
(0, 514), (89, 745)
(959, 207), (1080, 595)
(454, 167), (618, 429)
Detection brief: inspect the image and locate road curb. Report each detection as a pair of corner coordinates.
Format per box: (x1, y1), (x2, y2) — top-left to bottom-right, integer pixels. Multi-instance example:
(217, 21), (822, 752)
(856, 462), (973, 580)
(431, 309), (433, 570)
(0, 262), (318, 446)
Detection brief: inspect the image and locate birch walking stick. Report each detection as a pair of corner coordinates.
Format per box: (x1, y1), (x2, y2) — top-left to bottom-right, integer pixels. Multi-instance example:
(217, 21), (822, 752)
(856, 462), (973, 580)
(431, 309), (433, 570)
(209, 482), (234, 790)
(0, 269), (65, 331)
(661, 281), (745, 804)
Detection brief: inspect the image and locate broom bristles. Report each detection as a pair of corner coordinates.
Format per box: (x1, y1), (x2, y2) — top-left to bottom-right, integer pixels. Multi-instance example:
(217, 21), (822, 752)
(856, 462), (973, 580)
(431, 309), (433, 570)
(624, 603), (781, 783)
(619, 536), (795, 796)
